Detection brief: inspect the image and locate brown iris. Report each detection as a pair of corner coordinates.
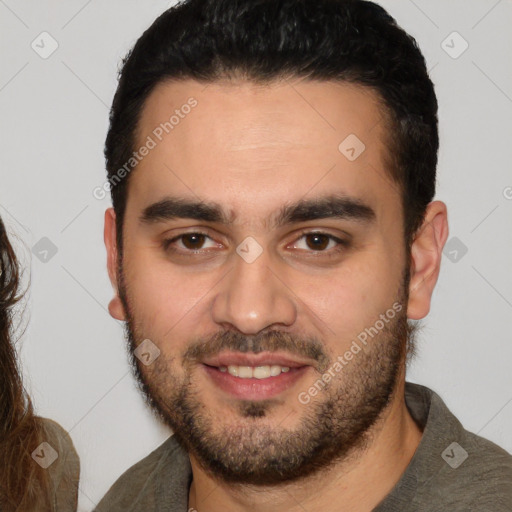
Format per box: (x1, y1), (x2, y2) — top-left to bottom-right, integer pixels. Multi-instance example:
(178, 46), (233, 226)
(181, 233), (207, 250)
(304, 233), (330, 251)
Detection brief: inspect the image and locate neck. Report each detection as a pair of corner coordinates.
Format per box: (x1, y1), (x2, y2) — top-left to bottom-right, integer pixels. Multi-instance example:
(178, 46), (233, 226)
(188, 377), (422, 512)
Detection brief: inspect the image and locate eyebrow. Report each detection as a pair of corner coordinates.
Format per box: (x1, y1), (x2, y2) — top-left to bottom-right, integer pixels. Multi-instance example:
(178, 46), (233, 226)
(139, 193), (376, 228)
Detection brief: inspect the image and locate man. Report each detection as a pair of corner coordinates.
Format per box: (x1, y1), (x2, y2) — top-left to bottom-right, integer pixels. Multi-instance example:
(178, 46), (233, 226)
(95, 0), (512, 510)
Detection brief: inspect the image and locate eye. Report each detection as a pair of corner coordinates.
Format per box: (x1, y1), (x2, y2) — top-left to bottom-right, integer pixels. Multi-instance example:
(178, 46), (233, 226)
(163, 232), (219, 253)
(290, 232), (347, 253)
(162, 230), (348, 257)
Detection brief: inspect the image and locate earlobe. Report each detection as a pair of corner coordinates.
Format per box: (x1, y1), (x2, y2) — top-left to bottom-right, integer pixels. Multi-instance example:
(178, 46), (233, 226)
(108, 296), (126, 321)
(104, 208), (126, 321)
(407, 201), (449, 320)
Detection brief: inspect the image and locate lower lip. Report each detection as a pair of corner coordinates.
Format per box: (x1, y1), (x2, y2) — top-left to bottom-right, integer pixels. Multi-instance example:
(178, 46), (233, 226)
(202, 365), (310, 400)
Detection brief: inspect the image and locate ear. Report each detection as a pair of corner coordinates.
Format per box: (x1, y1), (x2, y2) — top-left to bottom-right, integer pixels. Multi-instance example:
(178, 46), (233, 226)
(407, 200), (449, 320)
(104, 208), (126, 321)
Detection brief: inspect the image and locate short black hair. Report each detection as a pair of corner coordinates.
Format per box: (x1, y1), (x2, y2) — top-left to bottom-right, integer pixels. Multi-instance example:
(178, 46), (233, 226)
(105, 0), (438, 254)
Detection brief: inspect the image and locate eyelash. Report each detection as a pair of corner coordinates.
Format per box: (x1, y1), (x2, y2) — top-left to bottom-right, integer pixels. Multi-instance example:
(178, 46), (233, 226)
(161, 230), (349, 257)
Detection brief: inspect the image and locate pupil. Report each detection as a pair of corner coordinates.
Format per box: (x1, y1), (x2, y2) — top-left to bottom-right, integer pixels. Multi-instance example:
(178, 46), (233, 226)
(307, 234), (328, 250)
(183, 234), (205, 249)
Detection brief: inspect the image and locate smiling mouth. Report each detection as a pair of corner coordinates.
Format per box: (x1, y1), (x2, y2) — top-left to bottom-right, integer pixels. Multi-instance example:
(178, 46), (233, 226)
(211, 364), (293, 379)
(201, 362), (310, 400)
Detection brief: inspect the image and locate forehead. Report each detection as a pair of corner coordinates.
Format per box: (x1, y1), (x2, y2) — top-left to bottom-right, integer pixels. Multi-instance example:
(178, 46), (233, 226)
(129, 78), (398, 225)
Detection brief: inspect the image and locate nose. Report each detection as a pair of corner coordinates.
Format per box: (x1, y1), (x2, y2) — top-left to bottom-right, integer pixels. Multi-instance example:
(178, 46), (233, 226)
(211, 247), (297, 334)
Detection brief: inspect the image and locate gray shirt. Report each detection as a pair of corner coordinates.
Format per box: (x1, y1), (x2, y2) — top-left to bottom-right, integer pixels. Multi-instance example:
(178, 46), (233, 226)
(94, 383), (512, 511)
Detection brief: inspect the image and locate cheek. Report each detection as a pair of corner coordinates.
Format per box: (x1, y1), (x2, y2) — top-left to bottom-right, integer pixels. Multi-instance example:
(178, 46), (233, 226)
(123, 250), (216, 341)
(294, 252), (402, 344)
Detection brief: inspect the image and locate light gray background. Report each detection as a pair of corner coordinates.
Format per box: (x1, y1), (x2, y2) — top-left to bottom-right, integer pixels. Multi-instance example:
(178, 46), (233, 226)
(1, 1), (511, 510)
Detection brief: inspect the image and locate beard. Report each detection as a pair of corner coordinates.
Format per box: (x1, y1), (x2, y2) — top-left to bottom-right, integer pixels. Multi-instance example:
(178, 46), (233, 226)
(117, 266), (416, 486)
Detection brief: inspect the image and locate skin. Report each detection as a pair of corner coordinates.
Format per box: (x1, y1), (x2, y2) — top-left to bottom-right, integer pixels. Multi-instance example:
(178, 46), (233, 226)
(104, 78), (448, 511)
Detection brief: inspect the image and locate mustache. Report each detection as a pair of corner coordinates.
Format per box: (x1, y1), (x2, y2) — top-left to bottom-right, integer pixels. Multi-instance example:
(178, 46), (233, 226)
(183, 330), (330, 370)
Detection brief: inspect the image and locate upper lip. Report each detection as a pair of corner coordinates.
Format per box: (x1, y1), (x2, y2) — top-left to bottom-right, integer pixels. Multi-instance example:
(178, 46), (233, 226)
(201, 351), (313, 369)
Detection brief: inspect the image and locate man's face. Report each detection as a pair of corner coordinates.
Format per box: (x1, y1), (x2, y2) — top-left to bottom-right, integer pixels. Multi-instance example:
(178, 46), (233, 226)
(110, 78), (413, 484)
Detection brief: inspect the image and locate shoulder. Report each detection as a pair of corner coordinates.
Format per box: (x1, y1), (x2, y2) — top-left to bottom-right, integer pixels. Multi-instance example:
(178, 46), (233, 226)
(435, 427), (512, 509)
(94, 434), (192, 512)
(37, 417), (80, 511)
(38, 417), (76, 454)
(38, 417), (80, 473)
(405, 384), (512, 511)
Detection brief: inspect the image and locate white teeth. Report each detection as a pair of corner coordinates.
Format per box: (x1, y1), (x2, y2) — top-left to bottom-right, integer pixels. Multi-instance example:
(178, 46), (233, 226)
(238, 366), (253, 378)
(270, 365), (282, 377)
(223, 365), (291, 379)
(253, 366), (270, 379)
